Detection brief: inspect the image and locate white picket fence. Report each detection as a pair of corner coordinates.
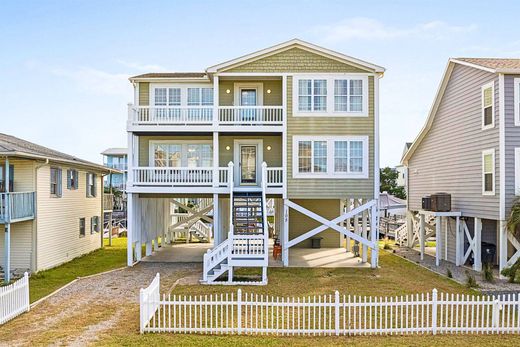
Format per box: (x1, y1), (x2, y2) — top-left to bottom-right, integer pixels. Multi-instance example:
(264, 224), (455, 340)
(140, 273), (520, 335)
(0, 272), (30, 325)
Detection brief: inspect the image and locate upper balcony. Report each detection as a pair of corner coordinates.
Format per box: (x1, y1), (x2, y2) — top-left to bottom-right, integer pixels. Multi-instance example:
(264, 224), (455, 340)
(0, 192), (36, 224)
(127, 105), (284, 132)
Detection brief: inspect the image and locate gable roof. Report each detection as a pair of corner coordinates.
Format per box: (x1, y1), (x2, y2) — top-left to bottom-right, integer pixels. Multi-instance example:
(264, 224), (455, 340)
(205, 38), (385, 74)
(401, 57), (507, 165)
(129, 72), (208, 81)
(452, 58), (520, 73)
(0, 133), (111, 173)
(101, 147), (128, 156)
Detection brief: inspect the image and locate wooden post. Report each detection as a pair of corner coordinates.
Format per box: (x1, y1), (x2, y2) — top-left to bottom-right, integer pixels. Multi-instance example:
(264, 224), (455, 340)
(370, 203), (378, 268)
(212, 131), (219, 187)
(213, 193), (219, 244)
(345, 198), (351, 252)
(455, 216), (461, 266)
(406, 211), (414, 248)
(362, 199), (368, 263)
(282, 200), (289, 267)
(126, 192), (134, 266)
(108, 172), (113, 246)
(498, 220), (507, 275)
(435, 216), (441, 266)
(419, 213), (425, 261)
(474, 217), (482, 272)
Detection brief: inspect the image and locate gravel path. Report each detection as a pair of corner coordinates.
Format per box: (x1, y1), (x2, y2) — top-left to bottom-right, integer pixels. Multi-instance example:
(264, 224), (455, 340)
(393, 247), (520, 294)
(0, 262), (202, 346)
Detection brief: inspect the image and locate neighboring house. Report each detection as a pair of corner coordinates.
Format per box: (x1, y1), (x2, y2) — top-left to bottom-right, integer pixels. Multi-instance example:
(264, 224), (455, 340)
(125, 39), (384, 284)
(402, 58), (520, 274)
(395, 142), (412, 188)
(101, 148), (127, 191)
(0, 133), (111, 282)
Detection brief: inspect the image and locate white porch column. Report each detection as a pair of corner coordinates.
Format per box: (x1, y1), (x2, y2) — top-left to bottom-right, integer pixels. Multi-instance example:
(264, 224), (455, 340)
(370, 202), (378, 268)
(473, 217), (482, 272)
(213, 75), (219, 127)
(361, 199), (368, 263)
(282, 75), (287, 199)
(282, 200), (289, 266)
(455, 216), (461, 266)
(435, 216), (441, 266)
(419, 213), (425, 261)
(213, 132), (219, 187)
(213, 193), (219, 244)
(344, 198), (351, 252)
(3, 157), (10, 282)
(134, 194), (142, 261)
(498, 220), (508, 274)
(126, 192), (134, 266)
(406, 211), (414, 248)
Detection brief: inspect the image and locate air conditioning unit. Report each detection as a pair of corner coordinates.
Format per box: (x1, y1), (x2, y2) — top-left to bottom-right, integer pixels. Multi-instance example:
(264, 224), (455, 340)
(431, 193), (451, 212)
(421, 196), (431, 211)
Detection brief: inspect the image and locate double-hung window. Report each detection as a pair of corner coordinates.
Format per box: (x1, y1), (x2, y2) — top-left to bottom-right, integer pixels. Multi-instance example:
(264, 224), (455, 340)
(295, 75), (368, 116)
(482, 82), (494, 129)
(294, 136), (368, 178)
(298, 79), (327, 112)
(151, 142), (213, 168)
(154, 87), (181, 120)
(50, 167), (62, 197)
(86, 172), (96, 197)
(79, 218), (85, 237)
(67, 169), (78, 190)
(482, 149), (495, 195)
(187, 87), (213, 120)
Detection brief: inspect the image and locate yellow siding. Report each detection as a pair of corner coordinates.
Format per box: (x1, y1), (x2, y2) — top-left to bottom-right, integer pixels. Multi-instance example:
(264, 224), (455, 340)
(287, 76), (375, 199)
(0, 221), (33, 270)
(35, 164), (103, 271)
(7, 158), (36, 191)
(225, 48), (368, 73)
(219, 135), (282, 167)
(139, 82), (150, 106)
(289, 199), (342, 248)
(218, 80), (282, 106)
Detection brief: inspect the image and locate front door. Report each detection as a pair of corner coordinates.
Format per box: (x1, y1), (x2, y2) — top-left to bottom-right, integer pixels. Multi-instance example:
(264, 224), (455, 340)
(240, 144), (257, 185)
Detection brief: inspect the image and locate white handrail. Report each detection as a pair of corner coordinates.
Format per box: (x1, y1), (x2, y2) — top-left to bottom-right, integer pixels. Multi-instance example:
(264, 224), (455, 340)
(266, 167), (283, 187)
(133, 167), (214, 186)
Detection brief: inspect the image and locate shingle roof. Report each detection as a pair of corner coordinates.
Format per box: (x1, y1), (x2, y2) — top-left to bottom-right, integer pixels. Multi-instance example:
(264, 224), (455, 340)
(130, 72), (207, 79)
(454, 58), (520, 72)
(0, 133), (110, 172)
(101, 147), (127, 156)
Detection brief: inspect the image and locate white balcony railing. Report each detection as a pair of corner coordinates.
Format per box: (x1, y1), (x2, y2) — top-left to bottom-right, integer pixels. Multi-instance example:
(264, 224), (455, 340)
(130, 106), (214, 125)
(131, 165), (284, 188)
(266, 167), (283, 187)
(0, 192), (35, 223)
(128, 105), (284, 127)
(218, 106), (283, 125)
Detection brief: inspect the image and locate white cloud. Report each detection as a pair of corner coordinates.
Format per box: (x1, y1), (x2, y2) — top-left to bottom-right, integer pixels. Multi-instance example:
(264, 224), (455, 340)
(312, 17), (477, 42)
(116, 59), (167, 72)
(50, 66), (130, 96)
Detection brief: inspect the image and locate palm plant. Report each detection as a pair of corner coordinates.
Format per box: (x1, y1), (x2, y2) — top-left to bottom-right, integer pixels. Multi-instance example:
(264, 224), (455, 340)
(507, 197), (520, 240)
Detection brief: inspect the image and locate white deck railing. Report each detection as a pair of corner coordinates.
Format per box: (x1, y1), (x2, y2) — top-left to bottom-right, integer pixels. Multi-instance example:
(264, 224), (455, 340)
(140, 284), (520, 335)
(266, 167), (283, 187)
(0, 192), (35, 223)
(130, 106), (213, 125)
(231, 235), (265, 256)
(0, 272), (30, 325)
(218, 106), (283, 125)
(133, 167), (215, 186)
(129, 105), (283, 127)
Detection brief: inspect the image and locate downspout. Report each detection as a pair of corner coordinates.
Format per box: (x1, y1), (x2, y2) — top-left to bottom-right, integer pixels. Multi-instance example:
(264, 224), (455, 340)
(32, 158), (49, 272)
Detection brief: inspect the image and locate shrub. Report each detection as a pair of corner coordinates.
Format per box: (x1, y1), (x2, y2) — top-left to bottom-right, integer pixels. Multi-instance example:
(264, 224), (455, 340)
(465, 271), (478, 288)
(501, 258), (520, 283)
(482, 263), (494, 283)
(446, 269), (453, 278)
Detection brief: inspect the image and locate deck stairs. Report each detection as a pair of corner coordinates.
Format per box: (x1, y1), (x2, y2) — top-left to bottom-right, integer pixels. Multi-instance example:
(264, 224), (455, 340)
(202, 164), (269, 285)
(396, 214), (436, 247)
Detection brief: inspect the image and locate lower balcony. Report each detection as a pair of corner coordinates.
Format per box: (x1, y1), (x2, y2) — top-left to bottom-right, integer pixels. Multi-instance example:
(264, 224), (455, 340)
(129, 165), (283, 193)
(0, 192), (36, 223)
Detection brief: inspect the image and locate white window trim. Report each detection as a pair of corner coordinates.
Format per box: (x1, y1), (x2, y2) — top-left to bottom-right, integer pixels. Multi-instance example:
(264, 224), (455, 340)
(481, 81), (495, 130)
(482, 148), (495, 196)
(292, 135), (369, 179)
(514, 78), (520, 126)
(233, 82), (264, 106)
(150, 83), (213, 107)
(149, 140), (213, 167)
(292, 74), (369, 117)
(515, 148), (520, 196)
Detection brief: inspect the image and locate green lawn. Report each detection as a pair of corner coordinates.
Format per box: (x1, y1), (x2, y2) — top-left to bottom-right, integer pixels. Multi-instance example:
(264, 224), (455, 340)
(29, 237), (128, 303)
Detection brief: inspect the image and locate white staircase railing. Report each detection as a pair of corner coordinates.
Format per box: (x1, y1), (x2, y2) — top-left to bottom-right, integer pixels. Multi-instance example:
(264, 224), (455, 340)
(202, 232), (232, 282)
(192, 220), (211, 240)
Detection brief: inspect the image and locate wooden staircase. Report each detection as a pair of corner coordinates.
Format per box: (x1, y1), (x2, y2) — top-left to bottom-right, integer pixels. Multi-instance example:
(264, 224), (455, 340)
(233, 192), (264, 235)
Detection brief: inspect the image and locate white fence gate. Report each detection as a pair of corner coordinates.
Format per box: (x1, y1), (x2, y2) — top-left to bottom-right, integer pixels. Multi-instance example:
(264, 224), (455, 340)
(0, 272), (30, 325)
(140, 273), (520, 335)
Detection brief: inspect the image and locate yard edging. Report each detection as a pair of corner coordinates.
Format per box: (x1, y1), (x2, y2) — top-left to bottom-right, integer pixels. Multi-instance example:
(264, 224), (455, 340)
(30, 265), (127, 308)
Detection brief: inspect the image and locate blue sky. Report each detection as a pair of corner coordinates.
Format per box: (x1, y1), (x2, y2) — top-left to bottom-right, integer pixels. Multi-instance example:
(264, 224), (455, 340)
(1, 0), (520, 167)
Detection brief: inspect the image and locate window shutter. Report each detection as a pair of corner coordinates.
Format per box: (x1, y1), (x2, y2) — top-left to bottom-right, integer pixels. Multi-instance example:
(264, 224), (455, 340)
(95, 216), (100, 232)
(86, 173), (89, 197)
(57, 168), (62, 197)
(67, 169), (71, 190)
(91, 216), (95, 234)
(93, 174), (97, 197)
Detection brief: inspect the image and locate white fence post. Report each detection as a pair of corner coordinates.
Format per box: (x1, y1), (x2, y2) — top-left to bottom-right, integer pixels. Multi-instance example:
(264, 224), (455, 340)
(139, 288), (145, 334)
(492, 298), (499, 329)
(431, 288), (438, 335)
(237, 289), (242, 335)
(334, 291), (340, 336)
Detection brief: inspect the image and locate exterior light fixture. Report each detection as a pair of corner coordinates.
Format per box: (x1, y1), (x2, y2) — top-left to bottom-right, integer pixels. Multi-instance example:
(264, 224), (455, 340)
(226, 145), (231, 151)
(267, 145), (272, 151)
(226, 89), (231, 94)
(267, 89), (272, 94)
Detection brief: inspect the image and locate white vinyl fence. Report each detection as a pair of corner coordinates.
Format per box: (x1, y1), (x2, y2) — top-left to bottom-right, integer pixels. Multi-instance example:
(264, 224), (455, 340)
(0, 272), (30, 325)
(140, 273), (520, 335)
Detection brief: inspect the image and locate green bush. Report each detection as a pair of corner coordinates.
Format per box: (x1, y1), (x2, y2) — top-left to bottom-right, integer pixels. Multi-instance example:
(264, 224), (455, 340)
(482, 263), (494, 283)
(501, 258), (520, 283)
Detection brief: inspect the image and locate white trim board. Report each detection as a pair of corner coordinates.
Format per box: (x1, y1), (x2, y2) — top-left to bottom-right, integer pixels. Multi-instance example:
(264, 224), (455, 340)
(481, 81), (495, 130)
(233, 82), (264, 106)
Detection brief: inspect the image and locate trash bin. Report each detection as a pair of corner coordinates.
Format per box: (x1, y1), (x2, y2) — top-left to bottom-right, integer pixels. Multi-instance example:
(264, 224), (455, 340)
(481, 242), (496, 264)
(311, 237), (323, 249)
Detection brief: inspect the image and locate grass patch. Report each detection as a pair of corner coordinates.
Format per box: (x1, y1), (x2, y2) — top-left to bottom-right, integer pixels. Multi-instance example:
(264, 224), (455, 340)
(29, 238), (128, 303)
